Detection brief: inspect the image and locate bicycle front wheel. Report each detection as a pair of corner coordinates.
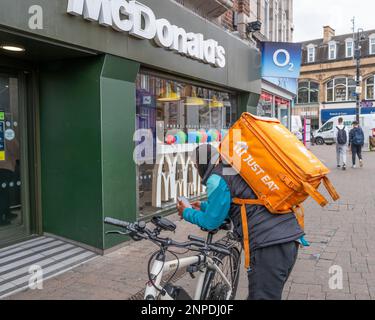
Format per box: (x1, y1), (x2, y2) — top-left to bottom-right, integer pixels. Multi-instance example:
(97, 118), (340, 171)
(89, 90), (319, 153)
(201, 246), (241, 300)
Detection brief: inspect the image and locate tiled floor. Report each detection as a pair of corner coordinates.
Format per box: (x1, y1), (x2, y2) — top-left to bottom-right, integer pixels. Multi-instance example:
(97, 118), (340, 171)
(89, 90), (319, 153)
(0, 236), (97, 299)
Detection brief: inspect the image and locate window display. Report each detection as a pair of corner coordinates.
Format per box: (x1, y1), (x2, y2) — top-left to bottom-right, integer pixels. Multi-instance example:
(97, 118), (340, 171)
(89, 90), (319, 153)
(135, 72), (237, 218)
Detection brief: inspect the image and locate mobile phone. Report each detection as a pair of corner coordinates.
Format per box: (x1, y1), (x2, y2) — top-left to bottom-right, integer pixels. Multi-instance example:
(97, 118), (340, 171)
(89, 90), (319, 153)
(178, 196), (192, 208)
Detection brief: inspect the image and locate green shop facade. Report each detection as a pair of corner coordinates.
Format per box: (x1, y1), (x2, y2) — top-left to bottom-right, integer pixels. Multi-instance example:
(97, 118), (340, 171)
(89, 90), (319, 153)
(0, 0), (261, 252)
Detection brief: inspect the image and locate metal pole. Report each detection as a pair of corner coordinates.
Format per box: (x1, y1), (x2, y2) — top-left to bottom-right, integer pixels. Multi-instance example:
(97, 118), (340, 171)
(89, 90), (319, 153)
(355, 29), (362, 123)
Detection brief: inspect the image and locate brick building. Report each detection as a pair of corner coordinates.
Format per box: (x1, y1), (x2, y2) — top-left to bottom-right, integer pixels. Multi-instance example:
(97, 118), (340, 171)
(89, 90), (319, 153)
(174, 0), (294, 42)
(295, 26), (375, 130)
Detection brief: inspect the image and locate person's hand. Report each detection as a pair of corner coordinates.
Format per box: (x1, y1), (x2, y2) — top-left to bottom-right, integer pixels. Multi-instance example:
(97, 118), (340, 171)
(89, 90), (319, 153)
(191, 201), (201, 210)
(177, 200), (189, 220)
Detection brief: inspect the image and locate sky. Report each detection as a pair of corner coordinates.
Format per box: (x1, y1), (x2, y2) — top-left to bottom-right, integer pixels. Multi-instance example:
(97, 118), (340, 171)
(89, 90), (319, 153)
(294, 0), (375, 42)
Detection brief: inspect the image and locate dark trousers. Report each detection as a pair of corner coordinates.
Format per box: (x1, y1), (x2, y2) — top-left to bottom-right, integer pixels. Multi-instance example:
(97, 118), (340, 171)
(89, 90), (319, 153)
(247, 242), (299, 300)
(351, 144), (363, 165)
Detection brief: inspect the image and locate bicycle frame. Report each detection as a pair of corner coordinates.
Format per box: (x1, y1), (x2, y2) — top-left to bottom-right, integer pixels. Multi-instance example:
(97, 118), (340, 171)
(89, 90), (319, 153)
(144, 254), (233, 300)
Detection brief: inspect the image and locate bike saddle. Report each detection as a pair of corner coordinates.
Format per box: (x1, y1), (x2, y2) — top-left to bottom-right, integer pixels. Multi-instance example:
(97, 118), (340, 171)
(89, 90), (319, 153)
(151, 216), (177, 232)
(201, 219), (232, 234)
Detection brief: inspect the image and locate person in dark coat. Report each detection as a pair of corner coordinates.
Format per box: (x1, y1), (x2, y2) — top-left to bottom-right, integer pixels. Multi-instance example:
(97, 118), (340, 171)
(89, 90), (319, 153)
(177, 144), (309, 300)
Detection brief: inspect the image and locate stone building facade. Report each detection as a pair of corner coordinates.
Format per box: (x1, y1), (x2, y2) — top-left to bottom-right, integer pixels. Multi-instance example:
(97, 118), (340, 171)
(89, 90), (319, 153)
(173, 0), (294, 42)
(295, 26), (375, 128)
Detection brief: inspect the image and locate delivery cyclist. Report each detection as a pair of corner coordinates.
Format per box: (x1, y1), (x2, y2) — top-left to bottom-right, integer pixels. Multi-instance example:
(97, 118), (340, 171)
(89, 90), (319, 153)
(177, 144), (308, 300)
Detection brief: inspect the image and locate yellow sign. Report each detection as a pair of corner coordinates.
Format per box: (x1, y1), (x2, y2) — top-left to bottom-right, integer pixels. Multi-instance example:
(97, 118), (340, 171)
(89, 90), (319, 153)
(0, 151), (4, 161)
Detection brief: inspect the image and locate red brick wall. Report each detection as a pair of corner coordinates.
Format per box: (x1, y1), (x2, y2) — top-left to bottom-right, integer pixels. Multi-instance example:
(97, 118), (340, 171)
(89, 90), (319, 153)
(220, 0), (250, 31)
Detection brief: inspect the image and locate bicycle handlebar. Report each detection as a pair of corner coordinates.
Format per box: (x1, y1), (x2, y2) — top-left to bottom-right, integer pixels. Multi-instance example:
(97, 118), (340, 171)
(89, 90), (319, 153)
(104, 217), (130, 228)
(104, 217), (232, 256)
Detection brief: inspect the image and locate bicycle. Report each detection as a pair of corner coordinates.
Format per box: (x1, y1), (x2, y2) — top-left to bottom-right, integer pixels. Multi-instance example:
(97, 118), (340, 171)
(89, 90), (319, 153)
(104, 216), (242, 300)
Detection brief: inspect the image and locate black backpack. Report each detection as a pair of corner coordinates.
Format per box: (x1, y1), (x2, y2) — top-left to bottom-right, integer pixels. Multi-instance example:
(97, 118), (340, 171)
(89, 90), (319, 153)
(337, 126), (347, 145)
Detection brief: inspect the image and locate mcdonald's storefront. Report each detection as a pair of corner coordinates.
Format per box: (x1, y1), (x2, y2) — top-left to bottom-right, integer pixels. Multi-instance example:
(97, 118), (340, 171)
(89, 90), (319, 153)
(0, 0), (261, 252)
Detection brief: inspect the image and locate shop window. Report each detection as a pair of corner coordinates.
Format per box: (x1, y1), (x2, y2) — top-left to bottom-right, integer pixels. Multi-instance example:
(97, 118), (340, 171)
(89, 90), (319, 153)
(325, 77), (356, 102)
(366, 75), (375, 100)
(257, 92), (273, 117)
(135, 72), (237, 218)
(297, 81), (319, 104)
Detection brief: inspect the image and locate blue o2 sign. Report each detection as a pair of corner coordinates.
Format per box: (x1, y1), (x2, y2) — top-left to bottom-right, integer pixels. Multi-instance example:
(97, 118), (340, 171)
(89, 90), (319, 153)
(261, 42), (302, 94)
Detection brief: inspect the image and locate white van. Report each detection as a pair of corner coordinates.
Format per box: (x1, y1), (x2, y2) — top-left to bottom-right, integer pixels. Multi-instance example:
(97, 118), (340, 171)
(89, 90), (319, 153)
(313, 114), (375, 148)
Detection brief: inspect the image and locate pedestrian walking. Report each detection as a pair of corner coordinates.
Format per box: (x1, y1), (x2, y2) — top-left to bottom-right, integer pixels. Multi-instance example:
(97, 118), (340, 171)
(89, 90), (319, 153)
(334, 117), (348, 171)
(349, 121), (365, 168)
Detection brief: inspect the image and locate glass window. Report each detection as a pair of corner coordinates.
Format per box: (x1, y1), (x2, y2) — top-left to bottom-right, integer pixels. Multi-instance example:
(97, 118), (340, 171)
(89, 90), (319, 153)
(135, 72), (237, 218)
(328, 43), (336, 60)
(257, 92), (273, 117)
(346, 40), (353, 58)
(366, 76), (375, 100)
(370, 37), (375, 55)
(264, 0), (270, 38)
(310, 82), (319, 103)
(307, 46), (315, 63)
(319, 121), (333, 132)
(0, 75), (22, 231)
(325, 77), (356, 102)
(297, 81), (319, 104)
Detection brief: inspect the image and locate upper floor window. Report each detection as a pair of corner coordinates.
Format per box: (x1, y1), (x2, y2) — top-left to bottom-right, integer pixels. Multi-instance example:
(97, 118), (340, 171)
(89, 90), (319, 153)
(307, 45), (315, 63)
(369, 35), (375, 55)
(345, 39), (354, 58)
(274, 0), (280, 42)
(366, 75), (375, 100)
(264, 0), (270, 39)
(326, 77), (356, 102)
(328, 41), (337, 60)
(297, 81), (319, 104)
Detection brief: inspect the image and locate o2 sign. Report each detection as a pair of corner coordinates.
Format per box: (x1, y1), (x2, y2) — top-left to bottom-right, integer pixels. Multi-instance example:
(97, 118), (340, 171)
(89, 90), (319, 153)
(273, 49), (294, 72)
(261, 42), (302, 80)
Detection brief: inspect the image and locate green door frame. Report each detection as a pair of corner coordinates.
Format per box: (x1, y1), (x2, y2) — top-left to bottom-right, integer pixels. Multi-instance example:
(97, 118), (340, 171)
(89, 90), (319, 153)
(0, 56), (42, 247)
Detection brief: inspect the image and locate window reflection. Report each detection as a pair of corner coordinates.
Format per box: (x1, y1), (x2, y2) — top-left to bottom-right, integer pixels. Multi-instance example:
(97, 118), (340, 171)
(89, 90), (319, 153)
(135, 72), (237, 218)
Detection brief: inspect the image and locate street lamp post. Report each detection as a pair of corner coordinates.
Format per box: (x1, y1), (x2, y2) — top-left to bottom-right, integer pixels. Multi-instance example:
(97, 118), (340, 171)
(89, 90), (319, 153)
(354, 27), (364, 123)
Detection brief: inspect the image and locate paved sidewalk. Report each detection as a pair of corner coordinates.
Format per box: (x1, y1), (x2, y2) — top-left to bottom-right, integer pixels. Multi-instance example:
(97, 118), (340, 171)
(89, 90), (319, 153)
(5, 145), (375, 300)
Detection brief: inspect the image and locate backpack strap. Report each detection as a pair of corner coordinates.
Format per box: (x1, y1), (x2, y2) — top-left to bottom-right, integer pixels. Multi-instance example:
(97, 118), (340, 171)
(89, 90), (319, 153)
(232, 198), (264, 270)
(301, 181), (329, 207)
(323, 176), (340, 201)
(292, 205), (305, 231)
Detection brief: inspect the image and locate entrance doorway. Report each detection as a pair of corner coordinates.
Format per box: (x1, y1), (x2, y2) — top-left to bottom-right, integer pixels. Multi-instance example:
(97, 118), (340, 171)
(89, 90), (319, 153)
(0, 71), (32, 246)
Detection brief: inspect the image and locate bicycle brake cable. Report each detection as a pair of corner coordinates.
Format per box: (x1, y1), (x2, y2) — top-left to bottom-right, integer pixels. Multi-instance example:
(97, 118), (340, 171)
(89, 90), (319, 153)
(147, 249), (166, 295)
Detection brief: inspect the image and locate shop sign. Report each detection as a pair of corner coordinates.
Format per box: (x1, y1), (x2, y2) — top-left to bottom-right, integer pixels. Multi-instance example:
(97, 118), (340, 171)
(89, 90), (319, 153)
(321, 107), (375, 123)
(67, 0), (226, 68)
(261, 42), (302, 95)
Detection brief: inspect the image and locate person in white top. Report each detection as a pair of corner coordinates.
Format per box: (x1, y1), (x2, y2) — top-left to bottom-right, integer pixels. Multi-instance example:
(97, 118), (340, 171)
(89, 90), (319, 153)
(333, 117), (349, 171)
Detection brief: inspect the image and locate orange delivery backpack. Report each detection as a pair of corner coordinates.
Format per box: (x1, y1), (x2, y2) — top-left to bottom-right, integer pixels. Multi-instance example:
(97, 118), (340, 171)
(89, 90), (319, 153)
(219, 113), (340, 269)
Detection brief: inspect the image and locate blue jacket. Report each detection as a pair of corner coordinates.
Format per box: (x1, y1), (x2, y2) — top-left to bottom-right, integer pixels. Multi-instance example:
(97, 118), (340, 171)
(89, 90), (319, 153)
(349, 127), (365, 146)
(183, 173), (309, 247)
(183, 174), (231, 230)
